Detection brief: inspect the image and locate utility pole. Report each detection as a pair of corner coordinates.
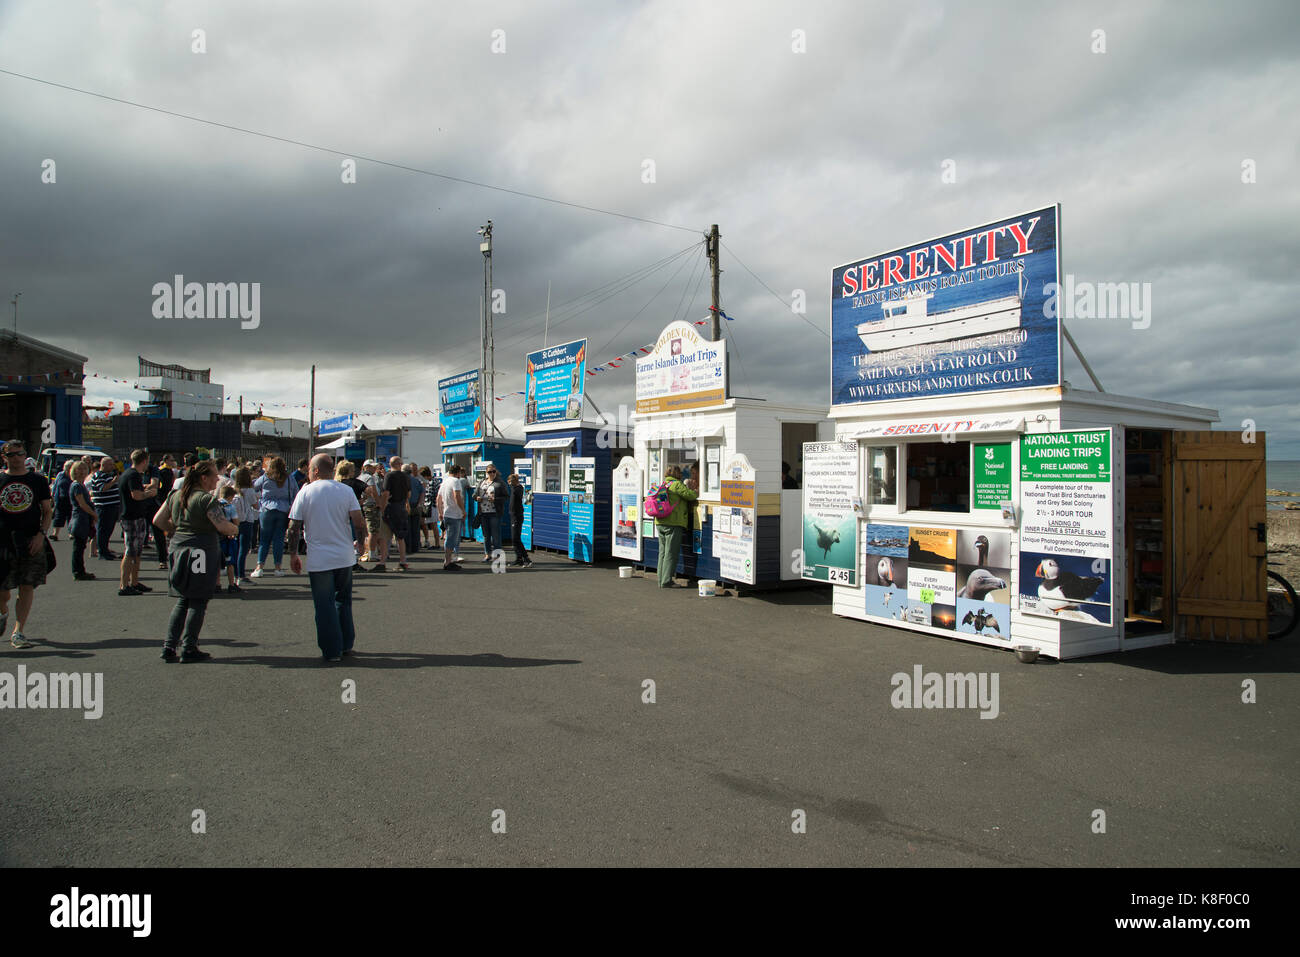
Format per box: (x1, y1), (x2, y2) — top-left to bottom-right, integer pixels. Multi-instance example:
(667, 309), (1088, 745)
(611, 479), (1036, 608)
(479, 220), (501, 438)
(707, 225), (720, 342)
(10, 292), (20, 337)
(705, 224), (728, 397)
(308, 365), (316, 458)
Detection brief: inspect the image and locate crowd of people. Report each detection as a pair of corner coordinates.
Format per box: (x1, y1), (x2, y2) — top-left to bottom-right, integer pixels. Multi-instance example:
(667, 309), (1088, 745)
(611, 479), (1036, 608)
(0, 440), (536, 661)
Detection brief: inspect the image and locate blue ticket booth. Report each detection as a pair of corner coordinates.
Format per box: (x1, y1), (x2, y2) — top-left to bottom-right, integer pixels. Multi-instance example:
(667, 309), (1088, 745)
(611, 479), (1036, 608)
(442, 437), (526, 545)
(523, 423), (628, 562)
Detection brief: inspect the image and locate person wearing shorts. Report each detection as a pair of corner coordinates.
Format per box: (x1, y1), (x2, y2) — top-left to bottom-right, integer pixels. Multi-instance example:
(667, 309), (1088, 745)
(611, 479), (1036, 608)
(359, 461), (383, 561)
(376, 456), (411, 572)
(117, 449), (160, 597)
(0, 440), (53, 648)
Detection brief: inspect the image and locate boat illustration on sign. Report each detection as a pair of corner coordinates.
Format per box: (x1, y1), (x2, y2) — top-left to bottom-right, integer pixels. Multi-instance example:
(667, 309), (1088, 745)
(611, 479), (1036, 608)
(856, 272), (1025, 352)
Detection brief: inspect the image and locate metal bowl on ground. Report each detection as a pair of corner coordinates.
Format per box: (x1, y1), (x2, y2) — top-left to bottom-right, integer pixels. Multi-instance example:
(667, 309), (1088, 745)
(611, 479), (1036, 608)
(1015, 645), (1040, 663)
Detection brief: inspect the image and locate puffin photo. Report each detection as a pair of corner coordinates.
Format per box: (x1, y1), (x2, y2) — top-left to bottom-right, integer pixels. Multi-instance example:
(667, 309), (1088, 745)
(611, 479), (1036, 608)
(1034, 558), (1104, 613)
(961, 608), (1001, 634)
(876, 556), (896, 586)
(957, 568), (1007, 600)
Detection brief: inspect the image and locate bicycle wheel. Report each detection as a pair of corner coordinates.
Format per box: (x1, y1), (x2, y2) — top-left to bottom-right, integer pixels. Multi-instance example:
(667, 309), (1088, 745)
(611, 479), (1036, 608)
(1266, 569), (1298, 639)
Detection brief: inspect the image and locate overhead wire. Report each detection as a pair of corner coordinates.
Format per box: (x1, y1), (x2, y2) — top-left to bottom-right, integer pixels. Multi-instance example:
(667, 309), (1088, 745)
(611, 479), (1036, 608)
(0, 69), (704, 235)
(720, 239), (829, 339)
(332, 240), (703, 387)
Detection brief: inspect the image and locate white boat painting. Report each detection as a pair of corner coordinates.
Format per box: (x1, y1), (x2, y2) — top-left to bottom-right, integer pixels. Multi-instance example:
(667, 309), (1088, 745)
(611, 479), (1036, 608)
(857, 271), (1024, 353)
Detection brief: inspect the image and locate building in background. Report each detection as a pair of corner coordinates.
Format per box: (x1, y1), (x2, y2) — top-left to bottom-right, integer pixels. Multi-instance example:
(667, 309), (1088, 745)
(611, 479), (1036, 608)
(250, 416), (310, 440)
(135, 356), (224, 420)
(0, 330), (86, 451)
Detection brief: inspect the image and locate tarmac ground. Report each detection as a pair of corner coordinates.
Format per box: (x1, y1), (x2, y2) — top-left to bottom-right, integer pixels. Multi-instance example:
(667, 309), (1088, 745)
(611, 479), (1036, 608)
(2, 539), (1297, 867)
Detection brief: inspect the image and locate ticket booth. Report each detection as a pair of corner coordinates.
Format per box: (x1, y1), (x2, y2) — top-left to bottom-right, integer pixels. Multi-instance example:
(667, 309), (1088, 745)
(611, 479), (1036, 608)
(523, 424), (627, 561)
(626, 319), (830, 587)
(816, 204), (1267, 659)
(445, 437), (525, 544)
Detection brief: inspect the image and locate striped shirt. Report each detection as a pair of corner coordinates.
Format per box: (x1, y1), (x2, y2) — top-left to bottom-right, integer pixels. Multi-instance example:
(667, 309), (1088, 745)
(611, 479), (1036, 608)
(88, 470), (121, 509)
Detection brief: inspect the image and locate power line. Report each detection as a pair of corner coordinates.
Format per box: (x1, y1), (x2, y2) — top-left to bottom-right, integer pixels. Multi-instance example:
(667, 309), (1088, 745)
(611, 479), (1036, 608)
(720, 239), (829, 339)
(332, 241), (704, 387)
(0, 68), (704, 234)
(591, 244), (699, 358)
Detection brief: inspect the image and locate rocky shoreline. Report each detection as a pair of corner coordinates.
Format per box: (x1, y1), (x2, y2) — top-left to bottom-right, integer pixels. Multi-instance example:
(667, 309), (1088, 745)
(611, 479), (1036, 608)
(1268, 510), (1300, 585)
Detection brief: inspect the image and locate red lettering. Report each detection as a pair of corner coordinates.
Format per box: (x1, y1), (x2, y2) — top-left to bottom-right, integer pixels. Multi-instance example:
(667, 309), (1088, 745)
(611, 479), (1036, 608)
(979, 227), (1006, 263)
(908, 249), (929, 279)
(1006, 217), (1040, 255)
(884, 256), (904, 287)
(959, 235), (975, 268)
(932, 242), (958, 272)
(862, 261), (879, 292)
(842, 266), (858, 297)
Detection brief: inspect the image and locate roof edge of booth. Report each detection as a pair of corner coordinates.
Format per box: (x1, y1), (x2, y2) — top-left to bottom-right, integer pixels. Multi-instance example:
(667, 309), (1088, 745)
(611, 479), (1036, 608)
(629, 397), (829, 422)
(1060, 386), (1220, 424)
(522, 419), (607, 434)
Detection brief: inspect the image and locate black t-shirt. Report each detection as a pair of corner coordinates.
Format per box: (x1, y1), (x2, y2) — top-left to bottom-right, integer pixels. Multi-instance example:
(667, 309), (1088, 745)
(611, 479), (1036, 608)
(0, 471), (52, 535)
(154, 465), (175, 499)
(343, 478), (368, 504)
(385, 470), (411, 506)
(120, 468), (156, 520)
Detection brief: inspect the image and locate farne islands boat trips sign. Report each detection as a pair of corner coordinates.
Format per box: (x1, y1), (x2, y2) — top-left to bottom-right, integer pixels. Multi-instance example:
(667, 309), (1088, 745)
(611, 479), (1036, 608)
(830, 205), (1060, 406)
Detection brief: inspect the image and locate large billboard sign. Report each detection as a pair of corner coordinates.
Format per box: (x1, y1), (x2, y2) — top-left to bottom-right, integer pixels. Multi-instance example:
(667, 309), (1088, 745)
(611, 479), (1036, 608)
(438, 369), (483, 444)
(635, 320), (727, 414)
(525, 339), (586, 425)
(830, 206), (1060, 406)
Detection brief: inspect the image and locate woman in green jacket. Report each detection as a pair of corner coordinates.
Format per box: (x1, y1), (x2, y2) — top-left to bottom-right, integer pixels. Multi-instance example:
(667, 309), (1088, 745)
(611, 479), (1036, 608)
(655, 465), (698, 588)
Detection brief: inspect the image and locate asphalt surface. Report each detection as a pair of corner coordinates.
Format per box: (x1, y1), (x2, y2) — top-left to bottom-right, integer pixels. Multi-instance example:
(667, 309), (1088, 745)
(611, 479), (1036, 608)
(2, 539), (1297, 867)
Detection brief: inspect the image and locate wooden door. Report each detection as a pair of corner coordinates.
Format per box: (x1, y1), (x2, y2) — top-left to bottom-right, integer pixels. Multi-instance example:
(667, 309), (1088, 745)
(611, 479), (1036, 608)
(1173, 431), (1267, 642)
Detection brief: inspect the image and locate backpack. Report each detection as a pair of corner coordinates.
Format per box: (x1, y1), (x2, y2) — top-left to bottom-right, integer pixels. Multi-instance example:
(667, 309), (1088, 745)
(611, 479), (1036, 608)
(643, 481), (675, 519)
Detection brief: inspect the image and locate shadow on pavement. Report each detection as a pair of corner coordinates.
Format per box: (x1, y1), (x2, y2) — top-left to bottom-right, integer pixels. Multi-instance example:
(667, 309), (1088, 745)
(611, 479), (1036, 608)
(1085, 640), (1300, 676)
(208, 651), (583, 670)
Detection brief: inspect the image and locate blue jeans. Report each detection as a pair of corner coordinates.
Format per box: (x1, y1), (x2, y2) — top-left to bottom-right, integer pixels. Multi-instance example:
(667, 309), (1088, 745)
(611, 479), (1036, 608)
(258, 508), (288, 565)
(309, 566), (354, 659)
(443, 516), (462, 564)
(237, 521), (256, 578)
(480, 511), (501, 556)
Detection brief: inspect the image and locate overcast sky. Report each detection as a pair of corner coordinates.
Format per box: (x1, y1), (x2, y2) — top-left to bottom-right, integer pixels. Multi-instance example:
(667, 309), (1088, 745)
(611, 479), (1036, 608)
(4, 1), (1298, 454)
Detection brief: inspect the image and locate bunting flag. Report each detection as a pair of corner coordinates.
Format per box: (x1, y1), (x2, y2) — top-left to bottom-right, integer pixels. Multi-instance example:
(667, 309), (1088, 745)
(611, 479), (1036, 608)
(1, 367), (83, 384)
(72, 311), (743, 421)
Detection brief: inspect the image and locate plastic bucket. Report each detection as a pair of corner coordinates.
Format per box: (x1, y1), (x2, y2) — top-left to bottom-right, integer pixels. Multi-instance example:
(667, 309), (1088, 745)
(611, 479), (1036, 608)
(618, 566), (633, 579)
(698, 579), (718, 597)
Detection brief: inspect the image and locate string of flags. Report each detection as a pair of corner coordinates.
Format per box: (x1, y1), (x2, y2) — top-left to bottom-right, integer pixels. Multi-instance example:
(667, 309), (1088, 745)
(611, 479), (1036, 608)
(37, 310), (739, 418)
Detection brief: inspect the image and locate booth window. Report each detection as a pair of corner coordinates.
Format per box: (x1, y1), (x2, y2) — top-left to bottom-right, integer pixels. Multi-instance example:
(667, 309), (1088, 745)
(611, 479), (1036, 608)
(905, 441), (970, 512)
(658, 446), (695, 483)
(538, 450), (566, 492)
(698, 440), (723, 495)
(867, 446), (897, 506)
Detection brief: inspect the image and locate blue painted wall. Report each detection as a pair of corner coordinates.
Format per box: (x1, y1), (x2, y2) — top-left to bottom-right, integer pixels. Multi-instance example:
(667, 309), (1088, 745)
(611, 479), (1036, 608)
(527, 427), (612, 561)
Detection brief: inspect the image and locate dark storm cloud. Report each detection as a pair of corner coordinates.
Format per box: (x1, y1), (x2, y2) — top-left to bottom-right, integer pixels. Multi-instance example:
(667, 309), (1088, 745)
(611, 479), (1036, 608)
(1, 0), (1296, 449)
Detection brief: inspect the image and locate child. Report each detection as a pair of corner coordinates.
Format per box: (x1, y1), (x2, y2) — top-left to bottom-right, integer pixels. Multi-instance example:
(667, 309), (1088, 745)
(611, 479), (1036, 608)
(217, 485), (241, 594)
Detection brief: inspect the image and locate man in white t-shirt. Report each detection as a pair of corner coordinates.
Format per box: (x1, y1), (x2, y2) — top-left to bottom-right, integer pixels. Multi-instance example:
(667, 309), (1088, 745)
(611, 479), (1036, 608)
(436, 464), (466, 571)
(287, 454), (367, 662)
